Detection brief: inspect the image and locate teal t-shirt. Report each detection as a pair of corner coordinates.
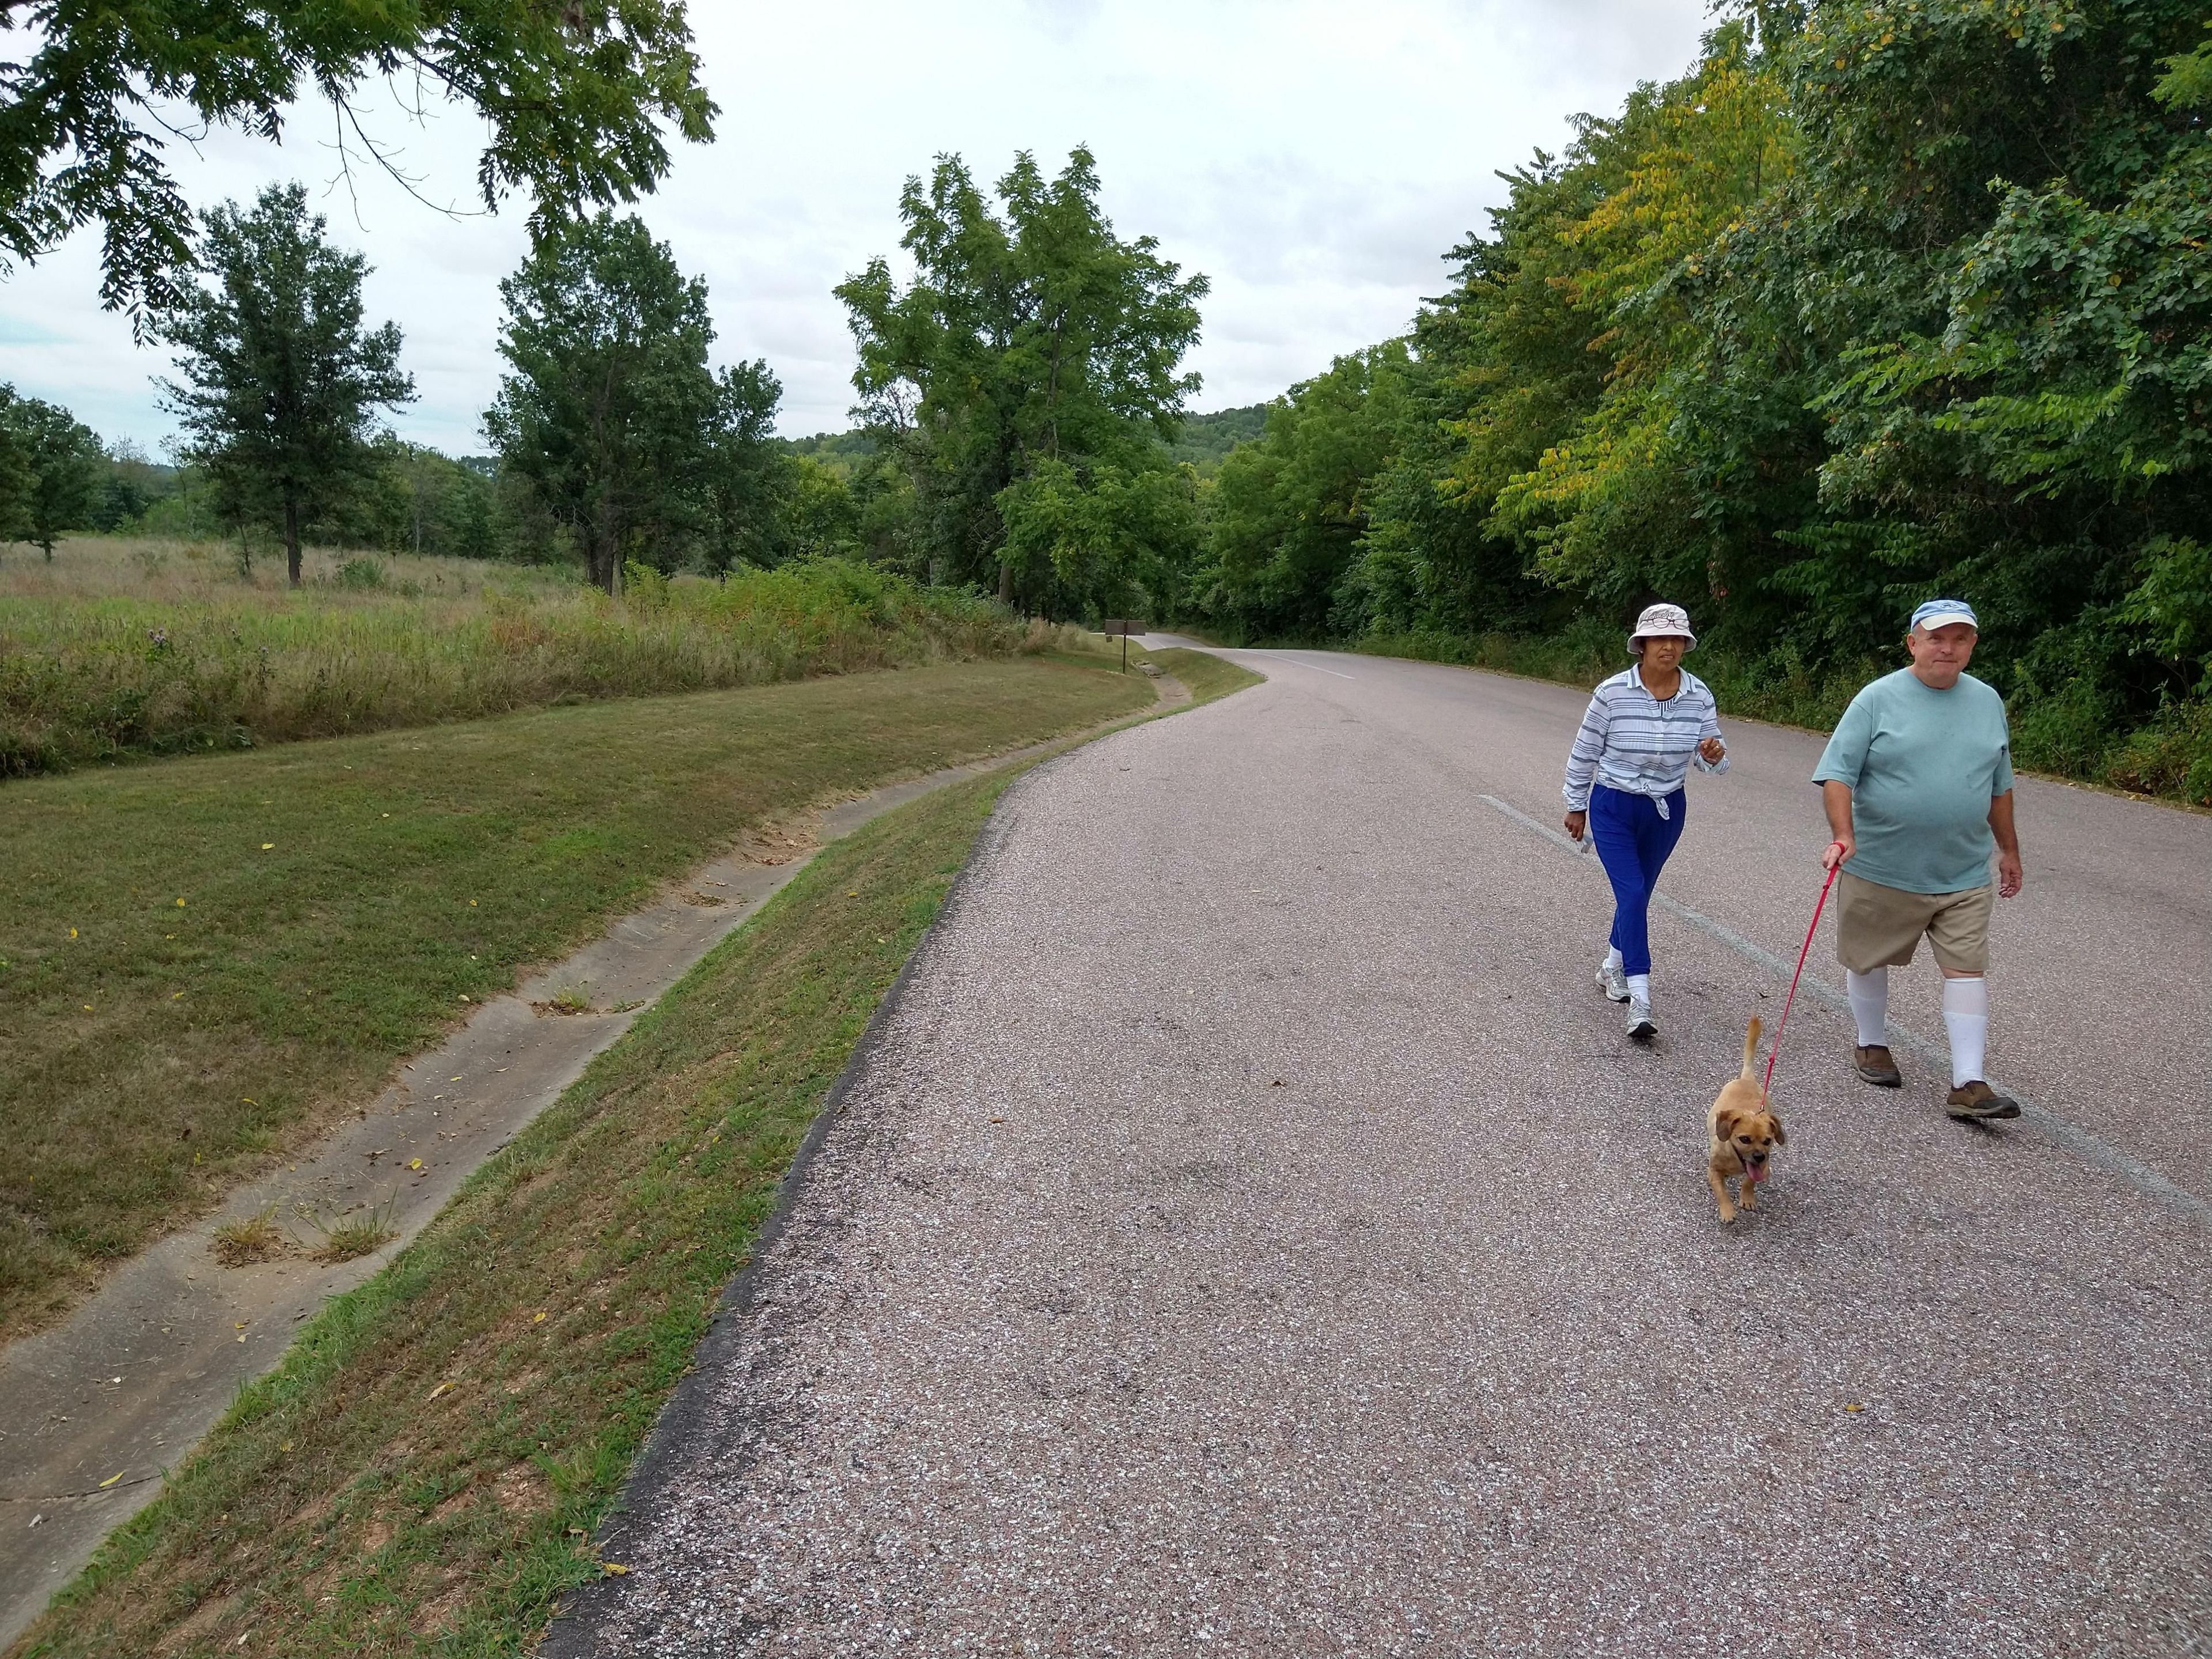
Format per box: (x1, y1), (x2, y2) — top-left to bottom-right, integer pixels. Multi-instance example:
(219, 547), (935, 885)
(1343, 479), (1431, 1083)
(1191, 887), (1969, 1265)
(1812, 669), (2016, 894)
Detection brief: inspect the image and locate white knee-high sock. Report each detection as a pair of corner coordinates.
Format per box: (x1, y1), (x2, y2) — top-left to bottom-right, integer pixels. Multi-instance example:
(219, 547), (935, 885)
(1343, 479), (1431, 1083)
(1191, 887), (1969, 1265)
(1604, 946), (1624, 974)
(1846, 967), (1889, 1047)
(1942, 976), (1989, 1088)
(1626, 972), (1651, 1003)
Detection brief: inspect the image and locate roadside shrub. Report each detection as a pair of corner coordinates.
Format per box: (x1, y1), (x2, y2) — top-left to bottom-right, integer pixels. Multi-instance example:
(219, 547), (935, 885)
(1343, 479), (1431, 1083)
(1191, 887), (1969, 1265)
(2102, 701), (2212, 805)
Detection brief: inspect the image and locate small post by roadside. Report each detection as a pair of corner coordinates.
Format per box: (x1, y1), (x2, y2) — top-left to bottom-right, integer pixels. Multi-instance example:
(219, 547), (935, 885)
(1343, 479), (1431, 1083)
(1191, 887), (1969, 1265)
(1101, 618), (1146, 673)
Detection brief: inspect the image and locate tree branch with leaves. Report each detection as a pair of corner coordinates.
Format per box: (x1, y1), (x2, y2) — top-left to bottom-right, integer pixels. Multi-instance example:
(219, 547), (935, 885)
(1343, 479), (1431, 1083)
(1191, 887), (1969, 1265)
(0, 0), (717, 334)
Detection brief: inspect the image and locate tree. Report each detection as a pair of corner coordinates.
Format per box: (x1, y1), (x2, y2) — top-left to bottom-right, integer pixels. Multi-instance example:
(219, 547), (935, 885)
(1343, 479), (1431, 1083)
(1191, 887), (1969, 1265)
(1158, 0), (2212, 800)
(0, 0), (715, 334)
(837, 146), (1208, 610)
(1206, 343), (1417, 638)
(155, 183), (415, 585)
(310, 435), (500, 556)
(997, 455), (1201, 622)
(700, 360), (789, 570)
(90, 437), (177, 532)
(0, 388), (101, 555)
(482, 211), (724, 593)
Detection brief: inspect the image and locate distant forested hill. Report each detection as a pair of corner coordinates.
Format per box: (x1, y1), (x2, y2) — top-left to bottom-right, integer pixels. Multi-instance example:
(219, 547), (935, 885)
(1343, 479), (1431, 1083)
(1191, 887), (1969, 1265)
(781, 430), (878, 474)
(1169, 405), (1267, 472)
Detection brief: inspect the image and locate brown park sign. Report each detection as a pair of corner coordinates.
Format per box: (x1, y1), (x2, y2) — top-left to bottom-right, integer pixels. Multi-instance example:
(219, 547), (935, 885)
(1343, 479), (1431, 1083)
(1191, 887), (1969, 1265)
(1100, 619), (1146, 637)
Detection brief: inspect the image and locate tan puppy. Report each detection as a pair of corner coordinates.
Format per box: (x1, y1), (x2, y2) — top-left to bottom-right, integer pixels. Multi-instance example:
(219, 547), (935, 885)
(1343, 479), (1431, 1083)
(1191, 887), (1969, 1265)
(1707, 1017), (1786, 1223)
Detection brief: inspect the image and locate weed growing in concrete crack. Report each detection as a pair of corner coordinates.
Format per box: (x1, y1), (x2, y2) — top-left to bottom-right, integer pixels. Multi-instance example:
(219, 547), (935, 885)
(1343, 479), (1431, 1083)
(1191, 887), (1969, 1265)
(210, 1209), (285, 1267)
(312, 1205), (398, 1264)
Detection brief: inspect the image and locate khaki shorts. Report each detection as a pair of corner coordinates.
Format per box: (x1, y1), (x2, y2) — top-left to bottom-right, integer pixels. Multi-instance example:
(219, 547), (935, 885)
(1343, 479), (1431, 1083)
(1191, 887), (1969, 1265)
(1835, 872), (1992, 974)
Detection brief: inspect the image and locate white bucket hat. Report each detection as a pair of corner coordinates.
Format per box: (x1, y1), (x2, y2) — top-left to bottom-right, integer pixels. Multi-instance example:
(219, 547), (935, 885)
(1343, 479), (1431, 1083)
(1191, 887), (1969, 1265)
(1628, 602), (1696, 654)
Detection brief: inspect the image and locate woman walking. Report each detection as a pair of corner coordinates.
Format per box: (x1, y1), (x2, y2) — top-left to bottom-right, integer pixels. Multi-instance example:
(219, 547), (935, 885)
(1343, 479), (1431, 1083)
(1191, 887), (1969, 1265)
(1561, 604), (1729, 1040)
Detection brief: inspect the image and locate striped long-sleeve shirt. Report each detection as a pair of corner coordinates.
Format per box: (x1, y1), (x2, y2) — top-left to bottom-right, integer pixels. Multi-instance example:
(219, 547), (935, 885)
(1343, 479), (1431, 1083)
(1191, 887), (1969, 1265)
(1561, 665), (1728, 812)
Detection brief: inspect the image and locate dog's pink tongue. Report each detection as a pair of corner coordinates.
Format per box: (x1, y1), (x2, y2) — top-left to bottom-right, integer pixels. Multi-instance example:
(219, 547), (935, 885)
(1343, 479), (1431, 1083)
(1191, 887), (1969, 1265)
(1747, 1161), (1766, 1184)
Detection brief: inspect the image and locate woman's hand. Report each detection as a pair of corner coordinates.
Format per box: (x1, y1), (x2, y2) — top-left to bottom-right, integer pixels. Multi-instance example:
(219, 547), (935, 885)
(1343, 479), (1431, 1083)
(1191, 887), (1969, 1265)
(1698, 736), (1726, 764)
(1564, 810), (1587, 842)
(1822, 836), (1853, 872)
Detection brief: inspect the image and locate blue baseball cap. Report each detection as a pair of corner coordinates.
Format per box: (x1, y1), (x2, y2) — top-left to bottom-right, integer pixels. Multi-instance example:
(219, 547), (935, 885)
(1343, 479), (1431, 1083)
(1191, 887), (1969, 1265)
(1910, 597), (1979, 632)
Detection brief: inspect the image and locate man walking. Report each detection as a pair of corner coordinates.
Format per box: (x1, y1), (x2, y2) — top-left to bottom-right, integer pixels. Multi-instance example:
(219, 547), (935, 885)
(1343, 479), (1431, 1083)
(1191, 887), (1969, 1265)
(1813, 599), (2024, 1120)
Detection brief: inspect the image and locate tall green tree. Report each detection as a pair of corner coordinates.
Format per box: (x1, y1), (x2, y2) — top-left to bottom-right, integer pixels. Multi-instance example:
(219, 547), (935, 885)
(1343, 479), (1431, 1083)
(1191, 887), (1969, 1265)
(486, 211), (779, 592)
(0, 388), (101, 555)
(154, 182), (414, 586)
(837, 146), (1207, 611)
(997, 455), (1202, 622)
(0, 0), (715, 332)
(1208, 343), (1417, 638)
(700, 360), (789, 570)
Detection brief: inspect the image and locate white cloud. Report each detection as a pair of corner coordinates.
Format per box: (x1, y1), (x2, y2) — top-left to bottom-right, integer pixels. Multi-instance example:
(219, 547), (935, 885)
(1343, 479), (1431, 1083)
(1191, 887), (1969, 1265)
(0, 0), (1709, 452)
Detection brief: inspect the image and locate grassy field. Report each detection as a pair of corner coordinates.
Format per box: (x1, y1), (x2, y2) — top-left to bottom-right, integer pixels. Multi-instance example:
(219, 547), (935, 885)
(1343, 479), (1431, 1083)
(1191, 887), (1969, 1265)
(0, 537), (1021, 775)
(0, 658), (1154, 1339)
(9, 766), (1029, 1659)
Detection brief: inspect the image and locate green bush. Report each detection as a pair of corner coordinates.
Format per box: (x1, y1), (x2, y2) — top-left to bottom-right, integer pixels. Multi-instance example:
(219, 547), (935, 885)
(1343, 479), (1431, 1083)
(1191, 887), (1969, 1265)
(2103, 701), (2212, 806)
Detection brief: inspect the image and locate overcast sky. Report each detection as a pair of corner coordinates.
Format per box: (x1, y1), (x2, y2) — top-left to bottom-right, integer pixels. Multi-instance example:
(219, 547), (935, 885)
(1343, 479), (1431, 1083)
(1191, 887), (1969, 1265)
(0, 0), (1711, 456)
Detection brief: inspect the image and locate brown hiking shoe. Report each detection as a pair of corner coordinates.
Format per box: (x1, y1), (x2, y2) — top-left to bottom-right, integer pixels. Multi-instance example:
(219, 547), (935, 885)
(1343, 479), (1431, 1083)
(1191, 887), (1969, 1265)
(1854, 1044), (1902, 1087)
(1946, 1080), (2021, 1121)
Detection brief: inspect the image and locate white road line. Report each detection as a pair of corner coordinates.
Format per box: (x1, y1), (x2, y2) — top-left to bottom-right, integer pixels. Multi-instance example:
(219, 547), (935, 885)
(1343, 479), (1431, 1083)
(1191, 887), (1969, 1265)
(1270, 655), (1356, 680)
(1478, 792), (2211, 1226)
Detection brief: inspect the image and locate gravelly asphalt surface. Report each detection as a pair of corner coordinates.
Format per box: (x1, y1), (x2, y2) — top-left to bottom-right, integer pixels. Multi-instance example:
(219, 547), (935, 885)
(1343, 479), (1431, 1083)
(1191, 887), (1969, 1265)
(559, 647), (2211, 1659)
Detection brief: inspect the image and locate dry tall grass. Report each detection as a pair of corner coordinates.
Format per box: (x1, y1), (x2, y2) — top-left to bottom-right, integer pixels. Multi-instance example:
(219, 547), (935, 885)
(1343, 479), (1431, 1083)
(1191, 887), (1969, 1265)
(0, 537), (1022, 774)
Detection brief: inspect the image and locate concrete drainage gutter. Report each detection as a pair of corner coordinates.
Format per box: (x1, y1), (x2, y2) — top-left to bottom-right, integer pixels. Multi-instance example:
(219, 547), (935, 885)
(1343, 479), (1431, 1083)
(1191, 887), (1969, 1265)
(0, 673), (1188, 1650)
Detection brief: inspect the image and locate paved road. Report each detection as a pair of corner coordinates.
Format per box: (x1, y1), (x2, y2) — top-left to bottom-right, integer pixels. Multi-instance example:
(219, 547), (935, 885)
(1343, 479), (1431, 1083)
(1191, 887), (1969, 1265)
(558, 647), (2211, 1658)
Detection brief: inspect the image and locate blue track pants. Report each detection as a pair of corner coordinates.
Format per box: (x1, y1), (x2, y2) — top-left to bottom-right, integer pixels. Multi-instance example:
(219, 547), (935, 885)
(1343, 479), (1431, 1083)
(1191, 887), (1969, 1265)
(1588, 783), (1687, 978)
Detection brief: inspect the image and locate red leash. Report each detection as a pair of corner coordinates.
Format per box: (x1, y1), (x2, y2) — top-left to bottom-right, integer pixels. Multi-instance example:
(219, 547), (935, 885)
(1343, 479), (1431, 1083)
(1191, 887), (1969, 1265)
(1762, 847), (1846, 1100)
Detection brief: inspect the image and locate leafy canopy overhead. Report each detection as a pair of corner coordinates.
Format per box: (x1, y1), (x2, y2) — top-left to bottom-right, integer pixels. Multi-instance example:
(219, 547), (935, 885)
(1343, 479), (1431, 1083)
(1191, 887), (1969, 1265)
(0, 0), (717, 330)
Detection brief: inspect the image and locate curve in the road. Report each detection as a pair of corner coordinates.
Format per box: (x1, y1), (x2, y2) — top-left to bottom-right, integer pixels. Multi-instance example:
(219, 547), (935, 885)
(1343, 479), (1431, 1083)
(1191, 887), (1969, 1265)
(551, 646), (2210, 1659)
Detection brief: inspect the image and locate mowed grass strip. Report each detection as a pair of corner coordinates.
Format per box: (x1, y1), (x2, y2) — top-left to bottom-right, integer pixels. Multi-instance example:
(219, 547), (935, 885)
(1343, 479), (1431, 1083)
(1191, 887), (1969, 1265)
(1016, 630), (1264, 707)
(1146, 646), (1263, 705)
(11, 767), (1024, 1659)
(0, 659), (1152, 1337)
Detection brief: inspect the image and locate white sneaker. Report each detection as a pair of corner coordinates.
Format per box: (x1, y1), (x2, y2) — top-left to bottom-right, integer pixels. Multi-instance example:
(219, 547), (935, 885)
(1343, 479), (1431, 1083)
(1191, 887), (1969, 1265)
(1596, 959), (1631, 1002)
(1626, 996), (1657, 1041)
